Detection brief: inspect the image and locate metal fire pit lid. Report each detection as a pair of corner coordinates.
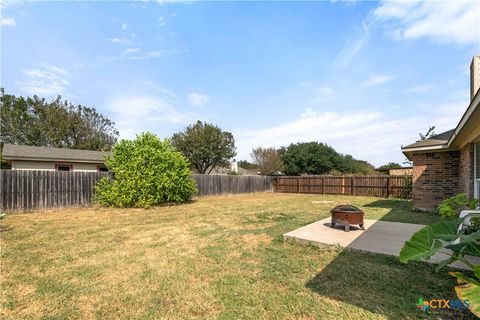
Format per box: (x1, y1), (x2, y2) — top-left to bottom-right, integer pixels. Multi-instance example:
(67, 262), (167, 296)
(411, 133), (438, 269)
(331, 205), (364, 213)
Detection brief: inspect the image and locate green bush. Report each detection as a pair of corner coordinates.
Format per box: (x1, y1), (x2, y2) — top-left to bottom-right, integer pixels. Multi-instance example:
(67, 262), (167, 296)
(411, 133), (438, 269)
(438, 193), (479, 219)
(95, 132), (198, 208)
(399, 218), (480, 317)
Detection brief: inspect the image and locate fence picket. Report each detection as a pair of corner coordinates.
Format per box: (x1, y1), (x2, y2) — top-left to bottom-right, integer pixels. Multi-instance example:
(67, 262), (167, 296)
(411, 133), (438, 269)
(273, 175), (412, 199)
(1, 171), (274, 212)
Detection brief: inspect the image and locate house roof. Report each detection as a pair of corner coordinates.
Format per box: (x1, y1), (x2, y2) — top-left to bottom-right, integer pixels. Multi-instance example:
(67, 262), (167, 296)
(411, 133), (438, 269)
(2, 144), (111, 163)
(401, 129), (455, 149)
(402, 87), (480, 159)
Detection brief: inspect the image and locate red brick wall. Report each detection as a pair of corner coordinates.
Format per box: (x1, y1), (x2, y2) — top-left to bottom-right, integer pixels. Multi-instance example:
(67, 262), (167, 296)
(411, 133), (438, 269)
(459, 143), (474, 198)
(412, 151), (460, 211)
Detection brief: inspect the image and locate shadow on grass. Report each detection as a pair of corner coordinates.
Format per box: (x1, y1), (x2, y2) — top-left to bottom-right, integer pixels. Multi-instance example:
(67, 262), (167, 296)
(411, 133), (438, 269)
(364, 199), (440, 225)
(305, 250), (476, 319)
(0, 225), (12, 232)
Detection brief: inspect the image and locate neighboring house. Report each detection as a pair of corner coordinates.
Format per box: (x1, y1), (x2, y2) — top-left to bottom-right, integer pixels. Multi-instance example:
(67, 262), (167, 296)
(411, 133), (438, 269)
(204, 160), (260, 175)
(388, 167), (413, 176)
(376, 167), (413, 176)
(402, 56), (480, 211)
(2, 144), (110, 172)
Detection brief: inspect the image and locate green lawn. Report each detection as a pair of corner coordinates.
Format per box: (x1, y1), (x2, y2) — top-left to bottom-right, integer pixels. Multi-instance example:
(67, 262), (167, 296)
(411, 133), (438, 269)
(0, 193), (472, 319)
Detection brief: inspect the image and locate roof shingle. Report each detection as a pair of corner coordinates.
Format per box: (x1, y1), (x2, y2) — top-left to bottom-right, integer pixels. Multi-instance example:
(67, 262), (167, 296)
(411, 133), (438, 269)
(401, 129), (455, 150)
(2, 144), (111, 163)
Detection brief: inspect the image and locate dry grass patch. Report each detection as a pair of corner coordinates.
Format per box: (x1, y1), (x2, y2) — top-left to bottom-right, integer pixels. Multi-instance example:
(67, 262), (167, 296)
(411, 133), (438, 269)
(1, 193), (467, 319)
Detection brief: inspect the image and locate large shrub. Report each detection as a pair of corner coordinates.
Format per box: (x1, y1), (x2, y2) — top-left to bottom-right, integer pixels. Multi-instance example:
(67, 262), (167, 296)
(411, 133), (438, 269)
(95, 132), (197, 208)
(438, 193), (479, 219)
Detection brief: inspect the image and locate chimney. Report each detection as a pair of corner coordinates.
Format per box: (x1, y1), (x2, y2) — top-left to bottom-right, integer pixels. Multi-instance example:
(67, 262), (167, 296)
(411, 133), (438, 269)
(230, 159), (238, 174)
(471, 55), (480, 101)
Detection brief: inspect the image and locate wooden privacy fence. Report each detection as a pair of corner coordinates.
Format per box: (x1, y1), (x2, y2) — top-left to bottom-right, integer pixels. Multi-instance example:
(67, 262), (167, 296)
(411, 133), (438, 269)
(0, 170), (273, 212)
(273, 175), (412, 199)
(1, 170), (111, 212)
(193, 174), (272, 196)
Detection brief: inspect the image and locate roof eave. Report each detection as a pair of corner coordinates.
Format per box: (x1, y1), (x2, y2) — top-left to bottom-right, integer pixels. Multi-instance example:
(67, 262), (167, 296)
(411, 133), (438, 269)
(2, 156), (106, 163)
(447, 88), (480, 147)
(401, 144), (450, 161)
(401, 88), (480, 157)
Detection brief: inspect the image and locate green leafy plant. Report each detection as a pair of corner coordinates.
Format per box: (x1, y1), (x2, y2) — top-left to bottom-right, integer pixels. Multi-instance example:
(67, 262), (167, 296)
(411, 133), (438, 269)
(437, 193), (479, 219)
(399, 218), (480, 317)
(171, 121), (236, 174)
(0, 212), (6, 219)
(95, 132), (198, 208)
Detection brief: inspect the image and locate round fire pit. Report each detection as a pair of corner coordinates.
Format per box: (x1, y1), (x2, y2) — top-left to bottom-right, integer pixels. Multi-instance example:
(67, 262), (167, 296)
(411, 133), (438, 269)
(330, 205), (364, 232)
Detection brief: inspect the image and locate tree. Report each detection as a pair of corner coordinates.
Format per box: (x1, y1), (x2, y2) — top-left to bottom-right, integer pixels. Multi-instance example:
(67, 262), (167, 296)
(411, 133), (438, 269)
(348, 159), (377, 175)
(171, 121), (236, 174)
(0, 89), (118, 150)
(279, 142), (340, 175)
(250, 147), (283, 175)
(95, 132), (197, 208)
(238, 160), (258, 170)
(377, 162), (402, 171)
(279, 141), (377, 176)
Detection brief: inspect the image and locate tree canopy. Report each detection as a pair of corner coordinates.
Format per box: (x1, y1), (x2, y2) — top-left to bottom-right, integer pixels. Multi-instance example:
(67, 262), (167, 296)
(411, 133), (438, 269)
(171, 121), (236, 174)
(377, 162), (403, 171)
(95, 132), (197, 208)
(279, 141), (376, 176)
(250, 147), (283, 175)
(238, 160), (258, 170)
(0, 89), (118, 150)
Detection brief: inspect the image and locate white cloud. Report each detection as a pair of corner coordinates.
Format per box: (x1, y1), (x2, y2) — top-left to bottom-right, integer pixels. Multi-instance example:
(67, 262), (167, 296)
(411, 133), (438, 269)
(330, 0), (358, 7)
(362, 74), (393, 87)
(334, 16), (375, 68)
(319, 86), (335, 96)
(108, 37), (130, 44)
(1, 17), (16, 26)
(126, 49), (184, 60)
(157, 0), (189, 4)
(122, 47), (141, 54)
(235, 99), (464, 166)
(0, 0), (24, 10)
(158, 16), (166, 27)
(374, 1), (480, 45)
(121, 23), (128, 30)
(405, 84), (433, 93)
(187, 92), (209, 106)
(115, 47), (181, 60)
(105, 85), (198, 139)
(18, 65), (70, 96)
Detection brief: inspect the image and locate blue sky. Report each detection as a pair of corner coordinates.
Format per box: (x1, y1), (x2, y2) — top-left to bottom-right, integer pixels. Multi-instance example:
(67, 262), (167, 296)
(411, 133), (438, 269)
(1, 1), (479, 166)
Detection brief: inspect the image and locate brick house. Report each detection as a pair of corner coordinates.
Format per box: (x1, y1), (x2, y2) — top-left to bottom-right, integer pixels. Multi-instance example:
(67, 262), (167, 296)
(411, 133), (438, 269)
(402, 56), (480, 211)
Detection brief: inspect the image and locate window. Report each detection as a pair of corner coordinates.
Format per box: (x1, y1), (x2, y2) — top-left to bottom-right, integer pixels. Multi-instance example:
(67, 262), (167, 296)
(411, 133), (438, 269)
(426, 152), (435, 158)
(97, 165), (109, 172)
(56, 164), (72, 171)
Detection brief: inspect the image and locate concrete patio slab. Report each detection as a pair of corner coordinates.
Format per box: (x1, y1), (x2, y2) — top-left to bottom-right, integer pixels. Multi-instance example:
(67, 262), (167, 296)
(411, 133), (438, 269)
(284, 218), (480, 271)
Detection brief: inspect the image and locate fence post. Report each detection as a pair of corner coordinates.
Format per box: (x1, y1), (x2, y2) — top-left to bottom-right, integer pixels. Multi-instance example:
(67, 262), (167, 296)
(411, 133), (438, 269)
(322, 177), (325, 195)
(386, 177), (390, 198)
(351, 177), (355, 196)
(297, 177), (300, 193)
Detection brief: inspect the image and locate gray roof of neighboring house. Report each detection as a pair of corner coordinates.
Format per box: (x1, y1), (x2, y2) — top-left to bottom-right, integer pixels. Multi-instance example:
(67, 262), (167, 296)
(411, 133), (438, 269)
(401, 129), (455, 150)
(2, 144), (111, 163)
